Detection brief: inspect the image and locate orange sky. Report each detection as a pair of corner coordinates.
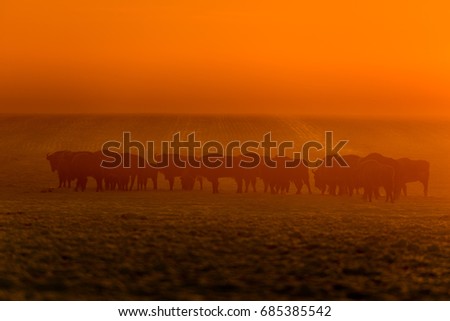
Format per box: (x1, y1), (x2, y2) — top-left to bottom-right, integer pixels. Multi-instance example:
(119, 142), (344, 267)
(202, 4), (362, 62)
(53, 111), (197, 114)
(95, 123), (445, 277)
(0, 0), (449, 117)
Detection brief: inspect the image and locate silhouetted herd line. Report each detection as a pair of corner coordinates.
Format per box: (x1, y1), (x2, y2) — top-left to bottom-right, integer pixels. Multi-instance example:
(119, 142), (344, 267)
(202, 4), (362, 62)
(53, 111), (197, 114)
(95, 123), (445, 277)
(46, 151), (430, 202)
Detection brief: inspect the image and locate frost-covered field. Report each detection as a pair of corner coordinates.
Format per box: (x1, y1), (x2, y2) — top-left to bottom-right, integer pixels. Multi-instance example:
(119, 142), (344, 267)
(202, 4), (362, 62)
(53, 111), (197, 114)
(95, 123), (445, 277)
(0, 115), (449, 300)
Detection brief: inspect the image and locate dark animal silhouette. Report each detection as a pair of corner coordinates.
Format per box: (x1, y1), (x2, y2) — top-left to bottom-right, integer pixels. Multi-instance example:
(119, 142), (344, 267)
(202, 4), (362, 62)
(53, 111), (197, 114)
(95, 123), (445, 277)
(46, 149), (429, 199)
(103, 166), (130, 191)
(103, 153), (157, 191)
(137, 163), (158, 191)
(259, 156), (311, 194)
(359, 153), (403, 199)
(313, 154), (361, 196)
(70, 151), (105, 192)
(240, 154), (260, 192)
(396, 158), (430, 196)
(357, 159), (395, 202)
(155, 154), (203, 191)
(199, 154), (245, 193)
(179, 168), (202, 191)
(46, 150), (77, 188)
(122, 153), (154, 191)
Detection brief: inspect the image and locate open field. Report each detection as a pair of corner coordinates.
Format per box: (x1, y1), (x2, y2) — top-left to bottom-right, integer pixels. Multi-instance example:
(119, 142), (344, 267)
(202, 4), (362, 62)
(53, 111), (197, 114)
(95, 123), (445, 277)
(0, 115), (449, 300)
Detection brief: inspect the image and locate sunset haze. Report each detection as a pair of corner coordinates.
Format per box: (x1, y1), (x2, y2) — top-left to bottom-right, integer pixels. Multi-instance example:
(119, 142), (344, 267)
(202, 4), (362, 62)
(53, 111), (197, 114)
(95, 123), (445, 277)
(1, 0), (449, 117)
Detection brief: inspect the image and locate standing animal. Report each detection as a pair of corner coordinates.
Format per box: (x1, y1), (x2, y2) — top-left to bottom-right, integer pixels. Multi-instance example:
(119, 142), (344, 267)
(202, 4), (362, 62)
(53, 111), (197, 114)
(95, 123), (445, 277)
(70, 151), (105, 192)
(121, 153), (154, 191)
(136, 163), (158, 191)
(313, 154), (361, 196)
(199, 154), (248, 194)
(103, 166), (130, 191)
(179, 168), (199, 191)
(357, 159), (395, 202)
(102, 153), (157, 191)
(154, 154), (203, 191)
(259, 156), (311, 194)
(396, 158), (430, 196)
(46, 150), (76, 188)
(359, 153), (403, 199)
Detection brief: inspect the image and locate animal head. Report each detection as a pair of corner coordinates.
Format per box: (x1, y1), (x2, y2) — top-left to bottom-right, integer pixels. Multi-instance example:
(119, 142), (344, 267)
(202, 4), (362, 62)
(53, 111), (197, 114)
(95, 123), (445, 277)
(46, 153), (58, 172)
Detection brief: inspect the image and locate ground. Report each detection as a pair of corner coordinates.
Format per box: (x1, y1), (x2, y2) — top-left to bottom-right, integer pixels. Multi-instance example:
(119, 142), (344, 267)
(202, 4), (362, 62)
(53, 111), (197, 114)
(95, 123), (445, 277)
(0, 115), (449, 300)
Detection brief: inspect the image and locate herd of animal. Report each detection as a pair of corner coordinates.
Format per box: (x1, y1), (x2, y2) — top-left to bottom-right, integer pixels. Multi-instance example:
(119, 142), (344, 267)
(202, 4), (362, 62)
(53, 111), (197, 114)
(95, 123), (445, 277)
(46, 151), (430, 202)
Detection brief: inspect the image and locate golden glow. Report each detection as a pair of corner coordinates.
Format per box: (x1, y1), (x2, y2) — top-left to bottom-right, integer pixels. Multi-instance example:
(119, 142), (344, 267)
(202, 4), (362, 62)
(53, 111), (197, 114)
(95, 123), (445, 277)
(1, 1), (449, 116)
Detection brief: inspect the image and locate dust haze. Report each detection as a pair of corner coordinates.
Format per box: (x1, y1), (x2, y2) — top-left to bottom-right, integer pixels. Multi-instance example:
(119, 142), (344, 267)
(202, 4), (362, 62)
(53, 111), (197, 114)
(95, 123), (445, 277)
(0, 115), (449, 300)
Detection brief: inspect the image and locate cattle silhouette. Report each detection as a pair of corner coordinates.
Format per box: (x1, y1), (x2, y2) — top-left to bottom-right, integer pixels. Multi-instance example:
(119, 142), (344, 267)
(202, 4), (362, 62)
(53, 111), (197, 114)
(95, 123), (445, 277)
(103, 165), (130, 191)
(179, 171), (203, 191)
(137, 163), (158, 191)
(70, 151), (105, 192)
(359, 153), (403, 199)
(259, 156), (288, 194)
(238, 154), (260, 193)
(155, 154), (203, 191)
(121, 153), (150, 191)
(46, 150), (77, 188)
(258, 156), (311, 194)
(45, 149), (429, 201)
(396, 158), (430, 197)
(102, 152), (156, 191)
(313, 154), (361, 196)
(199, 154), (249, 193)
(357, 159), (395, 202)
